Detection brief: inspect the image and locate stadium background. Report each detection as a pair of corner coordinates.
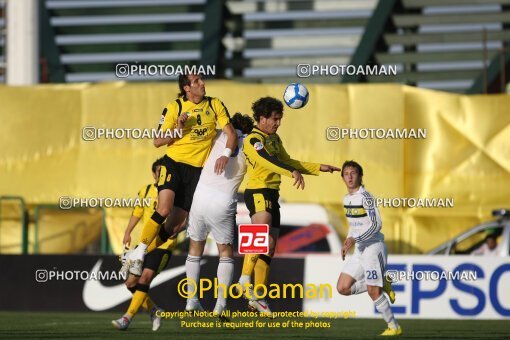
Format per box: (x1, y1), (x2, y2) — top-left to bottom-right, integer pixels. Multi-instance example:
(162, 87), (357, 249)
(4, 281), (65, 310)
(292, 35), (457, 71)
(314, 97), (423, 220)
(2, 83), (509, 254)
(0, 0), (509, 337)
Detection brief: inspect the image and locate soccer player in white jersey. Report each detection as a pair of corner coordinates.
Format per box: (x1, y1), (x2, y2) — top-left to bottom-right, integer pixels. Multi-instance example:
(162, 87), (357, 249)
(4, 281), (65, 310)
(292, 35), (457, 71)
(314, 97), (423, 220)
(336, 160), (402, 336)
(184, 113), (253, 316)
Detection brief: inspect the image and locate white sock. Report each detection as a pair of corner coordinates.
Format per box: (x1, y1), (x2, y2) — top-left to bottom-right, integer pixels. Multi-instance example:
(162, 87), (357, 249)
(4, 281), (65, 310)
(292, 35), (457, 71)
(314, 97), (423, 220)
(185, 255), (201, 301)
(239, 274), (251, 286)
(216, 257), (234, 308)
(374, 294), (398, 329)
(350, 279), (367, 295)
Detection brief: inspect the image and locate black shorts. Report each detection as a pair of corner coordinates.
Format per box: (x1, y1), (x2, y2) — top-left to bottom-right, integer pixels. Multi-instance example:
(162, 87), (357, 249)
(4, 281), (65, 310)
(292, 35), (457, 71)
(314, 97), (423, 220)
(244, 188), (281, 229)
(157, 155), (202, 212)
(143, 248), (172, 274)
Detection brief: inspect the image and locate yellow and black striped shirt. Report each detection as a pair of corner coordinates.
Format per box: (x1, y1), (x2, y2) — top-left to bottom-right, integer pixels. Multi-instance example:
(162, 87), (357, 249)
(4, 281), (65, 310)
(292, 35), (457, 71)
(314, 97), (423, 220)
(243, 126), (320, 190)
(159, 96), (231, 167)
(132, 183), (158, 224)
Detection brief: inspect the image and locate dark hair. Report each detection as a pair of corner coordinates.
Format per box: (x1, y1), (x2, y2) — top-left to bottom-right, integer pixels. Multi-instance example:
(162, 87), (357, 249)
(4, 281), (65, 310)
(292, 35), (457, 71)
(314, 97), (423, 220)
(251, 97), (284, 122)
(152, 157), (164, 173)
(231, 112), (254, 134)
(486, 234), (498, 241)
(341, 160), (364, 184)
(177, 74), (191, 98)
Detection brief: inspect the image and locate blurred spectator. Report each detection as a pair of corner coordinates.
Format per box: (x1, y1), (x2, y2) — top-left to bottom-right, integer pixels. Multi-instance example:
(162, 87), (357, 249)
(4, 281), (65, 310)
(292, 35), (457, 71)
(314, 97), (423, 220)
(471, 233), (501, 256)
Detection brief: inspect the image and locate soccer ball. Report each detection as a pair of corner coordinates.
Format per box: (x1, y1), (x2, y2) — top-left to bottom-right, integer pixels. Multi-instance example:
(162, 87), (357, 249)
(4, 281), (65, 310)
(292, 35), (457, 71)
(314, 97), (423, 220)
(283, 83), (309, 109)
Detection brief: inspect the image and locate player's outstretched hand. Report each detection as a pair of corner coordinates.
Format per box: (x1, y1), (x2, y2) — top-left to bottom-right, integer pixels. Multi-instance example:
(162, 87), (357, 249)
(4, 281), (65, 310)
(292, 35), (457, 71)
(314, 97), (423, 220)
(214, 156), (229, 174)
(320, 164), (341, 173)
(292, 170), (305, 190)
(123, 233), (131, 247)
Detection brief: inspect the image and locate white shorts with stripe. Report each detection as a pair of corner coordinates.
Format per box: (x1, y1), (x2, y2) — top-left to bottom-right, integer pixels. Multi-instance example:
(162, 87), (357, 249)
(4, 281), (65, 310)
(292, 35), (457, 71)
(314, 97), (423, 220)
(187, 183), (237, 245)
(342, 241), (387, 287)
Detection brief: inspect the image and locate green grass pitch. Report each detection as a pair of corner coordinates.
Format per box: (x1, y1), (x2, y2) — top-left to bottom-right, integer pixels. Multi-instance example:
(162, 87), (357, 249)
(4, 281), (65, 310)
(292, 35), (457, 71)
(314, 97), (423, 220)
(0, 311), (508, 339)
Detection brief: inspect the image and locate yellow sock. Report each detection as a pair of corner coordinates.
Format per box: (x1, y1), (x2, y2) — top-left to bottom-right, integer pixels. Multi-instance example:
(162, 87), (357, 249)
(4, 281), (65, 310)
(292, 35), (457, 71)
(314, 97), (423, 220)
(241, 254), (259, 276)
(141, 296), (155, 312)
(139, 217), (162, 246)
(126, 285), (149, 318)
(254, 255), (272, 288)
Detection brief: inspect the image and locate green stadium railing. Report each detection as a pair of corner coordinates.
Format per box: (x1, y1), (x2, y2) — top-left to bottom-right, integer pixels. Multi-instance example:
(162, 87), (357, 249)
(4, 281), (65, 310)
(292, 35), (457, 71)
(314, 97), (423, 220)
(39, 0), (65, 83)
(467, 40), (510, 94)
(100, 208), (111, 255)
(343, 0), (401, 83)
(33, 205), (110, 254)
(200, 0), (227, 77)
(0, 196), (28, 254)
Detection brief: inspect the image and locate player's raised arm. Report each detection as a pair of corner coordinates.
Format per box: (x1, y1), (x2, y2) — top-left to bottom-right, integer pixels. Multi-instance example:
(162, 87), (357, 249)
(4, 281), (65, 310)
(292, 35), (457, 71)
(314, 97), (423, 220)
(223, 123), (237, 151)
(211, 98), (238, 174)
(277, 137), (320, 175)
(214, 122), (237, 174)
(278, 137), (340, 175)
(320, 164), (341, 173)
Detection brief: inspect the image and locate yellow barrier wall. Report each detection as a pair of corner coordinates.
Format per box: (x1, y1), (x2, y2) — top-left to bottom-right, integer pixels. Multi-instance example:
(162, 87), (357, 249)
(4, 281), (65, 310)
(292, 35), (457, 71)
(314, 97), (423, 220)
(1, 82), (509, 253)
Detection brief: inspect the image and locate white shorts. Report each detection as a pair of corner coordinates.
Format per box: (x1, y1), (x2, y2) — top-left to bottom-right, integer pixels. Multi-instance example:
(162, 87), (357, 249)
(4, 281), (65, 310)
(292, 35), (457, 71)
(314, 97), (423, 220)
(342, 241), (387, 287)
(187, 183), (237, 245)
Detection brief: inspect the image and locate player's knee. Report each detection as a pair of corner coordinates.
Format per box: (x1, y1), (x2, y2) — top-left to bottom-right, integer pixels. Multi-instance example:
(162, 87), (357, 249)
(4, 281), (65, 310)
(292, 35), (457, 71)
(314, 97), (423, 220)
(337, 283), (351, 296)
(367, 286), (382, 300)
(218, 244), (233, 258)
(124, 275), (138, 289)
(188, 242), (204, 257)
(157, 205), (171, 217)
(139, 277), (151, 285)
(125, 280), (135, 289)
(139, 271), (155, 285)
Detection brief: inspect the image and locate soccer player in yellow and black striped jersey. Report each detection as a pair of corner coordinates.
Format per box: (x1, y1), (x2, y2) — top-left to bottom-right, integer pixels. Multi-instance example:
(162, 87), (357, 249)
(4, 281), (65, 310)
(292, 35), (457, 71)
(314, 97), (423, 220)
(238, 97), (340, 315)
(112, 158), (187, 331)
(128, 73), (238, 279)
(123, 160), (161, 246)
(113, 158), (180, 331)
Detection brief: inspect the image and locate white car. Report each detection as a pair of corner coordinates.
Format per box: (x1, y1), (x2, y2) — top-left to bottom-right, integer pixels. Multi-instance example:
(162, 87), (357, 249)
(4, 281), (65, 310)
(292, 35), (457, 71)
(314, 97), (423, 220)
(428, 209), (510, 256)
(203, 202), (342, 256)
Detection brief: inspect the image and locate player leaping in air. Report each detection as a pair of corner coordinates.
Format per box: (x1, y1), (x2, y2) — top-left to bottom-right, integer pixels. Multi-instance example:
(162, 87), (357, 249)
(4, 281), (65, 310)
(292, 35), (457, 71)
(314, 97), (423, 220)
(185, 112), (253, 315)
(127, 72), (238, 277)
(336, 160), (401, 336)
(237, 97), (340, 316)
(112, 158), (178, 331)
